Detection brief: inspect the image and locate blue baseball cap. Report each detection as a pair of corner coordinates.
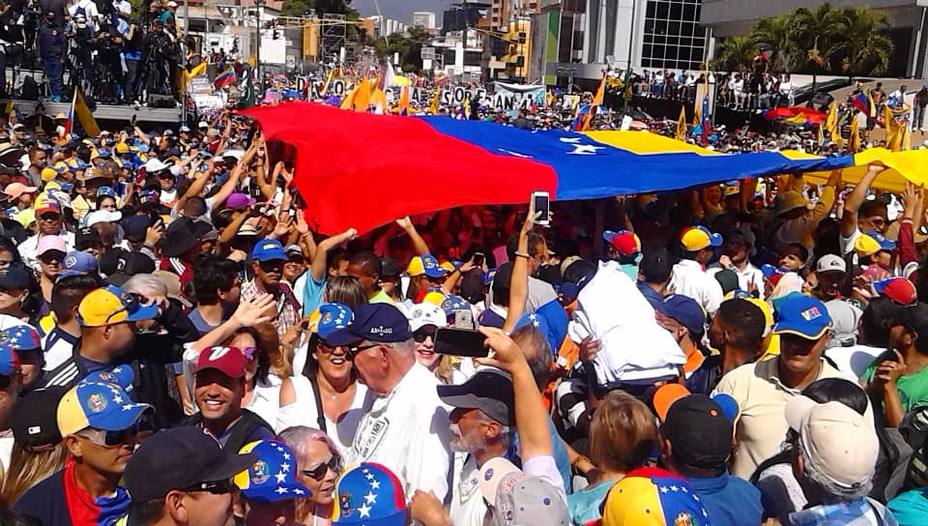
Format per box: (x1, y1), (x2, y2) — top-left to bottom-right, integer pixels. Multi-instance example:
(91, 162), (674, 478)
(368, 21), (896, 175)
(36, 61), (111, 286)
(867, 231), (896, 251)
(250, 238), (288, 262)
(406, 254), (446, 279)
(0, 325), (41, 351)
(234, 440), (310, 502)
(440, 295), (470, 315)
(772, 293), (832, 340)
(654, 294), (707, 337)
(57, 380), (151, 436)
(96, 186), (117, 199)
(0, 343), (20, 376)
(332, 462), (406, 526)
(84, 364), (134, 390)
(309, 303), (354, 339)
(514, 300), (568, 355)
(58, 251), (98, 280)
(325, 303), (412, 347)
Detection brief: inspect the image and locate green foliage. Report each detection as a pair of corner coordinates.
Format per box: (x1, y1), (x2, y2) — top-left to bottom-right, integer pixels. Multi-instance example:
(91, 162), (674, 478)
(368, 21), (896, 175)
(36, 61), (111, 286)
(745, 3), (893, 76)
(372, 26), (431, 73)
(714, 36), (756, 72)
(279, 0), (355, 18)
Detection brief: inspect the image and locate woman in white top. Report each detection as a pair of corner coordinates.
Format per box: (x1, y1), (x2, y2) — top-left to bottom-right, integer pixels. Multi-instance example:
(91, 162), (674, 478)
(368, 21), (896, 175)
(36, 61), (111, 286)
(235, 323), (291, 427)
(279, 426), (343, 526)
(278, 330), (366, 453)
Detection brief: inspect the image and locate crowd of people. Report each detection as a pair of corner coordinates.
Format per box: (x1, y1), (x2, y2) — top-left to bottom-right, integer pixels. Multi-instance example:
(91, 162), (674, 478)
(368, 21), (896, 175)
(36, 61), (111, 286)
(0, 63), (923, 526)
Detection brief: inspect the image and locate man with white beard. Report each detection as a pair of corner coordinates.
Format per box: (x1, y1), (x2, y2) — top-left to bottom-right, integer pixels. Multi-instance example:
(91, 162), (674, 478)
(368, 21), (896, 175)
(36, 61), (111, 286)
(435, 368), (515, 526)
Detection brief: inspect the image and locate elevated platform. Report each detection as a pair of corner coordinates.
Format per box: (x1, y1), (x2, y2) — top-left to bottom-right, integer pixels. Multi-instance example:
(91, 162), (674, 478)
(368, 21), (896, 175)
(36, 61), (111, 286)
(3, 99), (183, 124)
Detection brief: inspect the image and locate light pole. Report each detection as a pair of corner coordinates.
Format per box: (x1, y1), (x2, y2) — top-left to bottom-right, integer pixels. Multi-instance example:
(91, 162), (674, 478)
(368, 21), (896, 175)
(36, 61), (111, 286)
(255, 0), (265, 91)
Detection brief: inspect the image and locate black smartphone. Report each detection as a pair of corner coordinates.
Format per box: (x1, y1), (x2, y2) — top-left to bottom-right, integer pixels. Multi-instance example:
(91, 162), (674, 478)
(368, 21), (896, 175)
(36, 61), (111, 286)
(532, 191), (550, 225)
(434, 327), (489, 358)
(473, 252), (485, 267)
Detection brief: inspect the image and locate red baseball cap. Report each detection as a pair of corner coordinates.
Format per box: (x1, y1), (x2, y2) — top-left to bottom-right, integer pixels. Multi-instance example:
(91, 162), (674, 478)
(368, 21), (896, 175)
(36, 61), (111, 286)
(603, 230), (641, 257)
(194, 346), (247, 378)
(875, 277), (918, 306)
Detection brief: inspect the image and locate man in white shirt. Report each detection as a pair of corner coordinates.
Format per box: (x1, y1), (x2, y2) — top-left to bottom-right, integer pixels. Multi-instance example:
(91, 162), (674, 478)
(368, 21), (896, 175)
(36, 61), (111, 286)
(669, 226), (724, 315)
(327, 303), (453, 502)
(708, 230), (765, 299)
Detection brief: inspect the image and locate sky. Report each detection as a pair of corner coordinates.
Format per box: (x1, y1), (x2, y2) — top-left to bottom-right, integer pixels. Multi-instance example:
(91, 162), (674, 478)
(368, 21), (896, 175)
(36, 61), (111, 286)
(351, 0), (453, 23)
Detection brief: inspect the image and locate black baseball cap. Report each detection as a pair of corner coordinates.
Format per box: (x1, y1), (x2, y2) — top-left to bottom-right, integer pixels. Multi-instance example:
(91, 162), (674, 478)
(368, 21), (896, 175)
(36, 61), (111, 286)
(124, 426), (257, 502)
(124, 215), (151, 244)
(661, 394), (732, 469)
(75, 226), (103, 251)
(437, 368), (514, 425)
(0, 264), (32, 290)
(325, 303), (412, 346)
(11, 386), (67, 450)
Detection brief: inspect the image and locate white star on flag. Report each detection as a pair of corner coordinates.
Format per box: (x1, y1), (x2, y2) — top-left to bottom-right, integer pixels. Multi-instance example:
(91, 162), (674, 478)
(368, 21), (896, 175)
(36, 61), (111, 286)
(275, 487), (288, 494)
(365, 473), (375, 481)
(274, 471), (287, 483)
(113, 395), (123, 404)
(121, 404), (134, 411)
(370, 480), (381, 490)
(566, 143), (604, 155)
(281, 462), (290, 473)
(294, 488), (305, 495)
(670, 485), (679, 492)
(559, 137), (581, 143)
(659, 486), (669, 493)
(497, 148), (532, 159)
(364, 491), (377, 505)
(283, 453), (291, 460)
(358, 503), (372, 518)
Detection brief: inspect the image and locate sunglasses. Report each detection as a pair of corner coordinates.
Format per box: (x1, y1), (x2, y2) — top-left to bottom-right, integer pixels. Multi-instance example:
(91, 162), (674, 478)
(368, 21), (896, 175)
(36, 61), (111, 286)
(183, 479), (234, 495)
(38, 252), (64, 264)
(39, 213), (60, 221)
(413, 327), (437, 343)
(301, 456), (341, 481)
(346, 343), (380, 360)
(81, 423), (139, 447)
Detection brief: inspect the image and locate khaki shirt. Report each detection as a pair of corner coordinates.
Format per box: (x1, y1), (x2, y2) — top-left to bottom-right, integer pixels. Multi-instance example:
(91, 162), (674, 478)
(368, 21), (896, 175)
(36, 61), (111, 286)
(714, 357), (852, 478)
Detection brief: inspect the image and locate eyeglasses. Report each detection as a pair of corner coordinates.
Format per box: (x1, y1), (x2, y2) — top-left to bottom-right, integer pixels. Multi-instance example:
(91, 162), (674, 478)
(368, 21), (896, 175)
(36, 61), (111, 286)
(301, 456), (341, 481)
(346, 343), (380, 360)
(183, 479), (234, 495)
(413, 327), (437, 343)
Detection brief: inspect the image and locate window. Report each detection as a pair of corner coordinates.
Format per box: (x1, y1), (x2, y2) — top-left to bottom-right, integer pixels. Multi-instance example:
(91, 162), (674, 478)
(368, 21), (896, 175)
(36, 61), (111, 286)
(640, 0), (706, 70)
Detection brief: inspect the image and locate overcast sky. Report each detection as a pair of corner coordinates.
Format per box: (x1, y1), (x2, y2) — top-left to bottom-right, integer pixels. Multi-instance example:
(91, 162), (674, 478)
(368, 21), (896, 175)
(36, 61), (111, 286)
(352, 0), (453, 23)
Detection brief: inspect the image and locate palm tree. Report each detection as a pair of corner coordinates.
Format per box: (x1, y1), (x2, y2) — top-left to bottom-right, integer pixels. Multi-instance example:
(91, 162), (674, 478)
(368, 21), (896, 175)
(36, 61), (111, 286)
(751, 15), (797, 71)
(790, 4), (841, 93)
(828, 7), (893, 76)
(714, 36), (757, 72)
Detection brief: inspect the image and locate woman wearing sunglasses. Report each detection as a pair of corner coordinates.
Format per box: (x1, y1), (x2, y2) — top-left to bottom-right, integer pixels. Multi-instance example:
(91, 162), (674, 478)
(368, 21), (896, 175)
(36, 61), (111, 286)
(279, 426), (342, 526)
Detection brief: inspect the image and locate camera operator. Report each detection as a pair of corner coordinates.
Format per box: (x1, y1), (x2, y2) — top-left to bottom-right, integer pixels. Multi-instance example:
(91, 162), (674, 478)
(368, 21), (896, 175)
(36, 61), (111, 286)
(91, 20), (123, 103)
(37, 10), (64, 100)
(140, 17), (176, 99)
(65, 12), (92, 93)
(0, 1), (24, 99)
(114, 3), (141, 103)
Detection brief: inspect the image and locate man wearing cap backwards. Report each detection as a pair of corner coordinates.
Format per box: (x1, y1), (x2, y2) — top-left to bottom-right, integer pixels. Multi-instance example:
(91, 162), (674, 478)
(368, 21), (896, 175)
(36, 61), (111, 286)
(655, 388), (763, 526)
(18, 195), (74, 270)
(14, 380), (150, 526)
(668, 226), (725, 315)
(242, 238), (302, 339)
(123, 426), (257, 526)
(780, 395), (897, 525)
(326, 303), (453, 502)
(714, 293), (852, 479)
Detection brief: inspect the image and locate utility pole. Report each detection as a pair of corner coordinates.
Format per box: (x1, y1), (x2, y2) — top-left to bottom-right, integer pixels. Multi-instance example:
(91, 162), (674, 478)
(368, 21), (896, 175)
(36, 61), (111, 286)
(255, 0), (265, 91)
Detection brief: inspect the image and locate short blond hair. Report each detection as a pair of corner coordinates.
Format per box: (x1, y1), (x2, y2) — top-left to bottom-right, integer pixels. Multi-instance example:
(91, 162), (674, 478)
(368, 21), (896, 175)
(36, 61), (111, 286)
(589, 391), (657, 472)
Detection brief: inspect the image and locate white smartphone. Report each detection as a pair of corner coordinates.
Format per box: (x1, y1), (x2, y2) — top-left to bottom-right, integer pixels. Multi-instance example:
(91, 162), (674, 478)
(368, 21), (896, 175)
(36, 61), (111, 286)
(532, 191), (551, 226)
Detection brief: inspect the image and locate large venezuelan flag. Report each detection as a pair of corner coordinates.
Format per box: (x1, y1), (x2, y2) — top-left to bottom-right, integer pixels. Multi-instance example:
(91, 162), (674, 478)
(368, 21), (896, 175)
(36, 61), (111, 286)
(241, 102), (927, 235)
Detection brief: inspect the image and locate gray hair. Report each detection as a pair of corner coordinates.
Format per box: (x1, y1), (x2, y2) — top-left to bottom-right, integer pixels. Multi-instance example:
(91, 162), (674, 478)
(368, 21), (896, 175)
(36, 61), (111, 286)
(799, 442), (873, 500)
(391, 338), (416, 359)
(123, 273), (168, 299)
(474, 410), (511, 444)
(278, 426), (340, 469)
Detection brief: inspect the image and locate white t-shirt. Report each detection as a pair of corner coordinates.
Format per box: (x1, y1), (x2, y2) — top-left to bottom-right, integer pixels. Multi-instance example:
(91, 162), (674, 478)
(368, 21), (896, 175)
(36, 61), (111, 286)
(245, 374), (283, 429)
(669, 259), (724, 315)
(276, 374), (367, 455)
(450, 455), (488, 526)
(348, 363), (453, 501)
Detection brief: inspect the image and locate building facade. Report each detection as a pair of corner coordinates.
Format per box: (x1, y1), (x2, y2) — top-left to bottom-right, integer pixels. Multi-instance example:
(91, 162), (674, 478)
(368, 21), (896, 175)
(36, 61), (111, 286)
(701, 0), (928, 78)
(412, 11), (437, 29)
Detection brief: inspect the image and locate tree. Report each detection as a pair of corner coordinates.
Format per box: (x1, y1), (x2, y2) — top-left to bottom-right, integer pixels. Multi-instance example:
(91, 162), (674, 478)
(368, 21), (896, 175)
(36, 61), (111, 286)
(791, 4), (840, 94)
(373, 26), (432, 73)
(714, 36), (757, 72)
(828, 6), (893, 76)
(280, 0), (355, 18)
(751, 15), (797, 72)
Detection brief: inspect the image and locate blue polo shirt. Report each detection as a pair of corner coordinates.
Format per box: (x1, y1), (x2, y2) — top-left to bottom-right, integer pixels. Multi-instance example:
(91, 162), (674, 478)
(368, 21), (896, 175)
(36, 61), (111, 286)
(689, 471), (762, 526)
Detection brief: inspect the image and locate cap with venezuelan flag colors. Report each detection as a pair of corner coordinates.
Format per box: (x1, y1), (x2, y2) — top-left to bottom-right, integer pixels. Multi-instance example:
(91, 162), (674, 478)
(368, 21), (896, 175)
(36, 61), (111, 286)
(680, 226), (723, 252)
(406, 254), (446, 279)
(77, 285), (159, 327)
(307, 302), (354, 339)
(333, 462), (406, 526)
(57, 380), (151, 437)
(601, 467), (709, 526)
(234, 440), (309, 503)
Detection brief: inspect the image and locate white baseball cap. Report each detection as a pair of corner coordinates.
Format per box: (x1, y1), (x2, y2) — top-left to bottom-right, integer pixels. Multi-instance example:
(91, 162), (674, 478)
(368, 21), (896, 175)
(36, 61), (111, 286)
(815, 254), (847, 274)
(785, 395), (879, 490)
(405, 303), (448, 332)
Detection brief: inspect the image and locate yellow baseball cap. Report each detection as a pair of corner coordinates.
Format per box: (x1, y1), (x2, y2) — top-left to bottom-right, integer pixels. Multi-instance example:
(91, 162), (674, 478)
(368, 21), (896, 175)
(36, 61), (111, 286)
(680, 226), (723, 252)
(41, 167), (60, 182)
(115, 142), (130, 154)
(78, 286), (159, 327)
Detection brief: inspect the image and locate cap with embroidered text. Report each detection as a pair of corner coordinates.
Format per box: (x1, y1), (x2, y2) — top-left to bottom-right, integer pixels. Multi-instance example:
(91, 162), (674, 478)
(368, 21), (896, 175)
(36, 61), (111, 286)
(11, 386), (66, 450)
(57, 380), (151, 436)
(195, 346), (247, 378)
(325, 303), (412, 347)
(251, 238), (288, 262)
(601, 466), (709, 526)
(234, 440), (310, 502)
(772, 293), (832, 340)
(815, 254), (847, 274)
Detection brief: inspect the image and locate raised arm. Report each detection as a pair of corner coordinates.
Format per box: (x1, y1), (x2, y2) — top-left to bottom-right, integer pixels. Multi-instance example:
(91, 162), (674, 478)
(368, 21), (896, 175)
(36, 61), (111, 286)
(842, 164), (884, 237)
(396, 216), (430, 256)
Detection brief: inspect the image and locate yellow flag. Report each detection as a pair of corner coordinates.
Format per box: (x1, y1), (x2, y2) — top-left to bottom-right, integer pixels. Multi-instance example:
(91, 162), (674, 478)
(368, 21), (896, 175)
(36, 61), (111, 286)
(430, 87), (441, 114)
(398, 86), (409, 115)
(340, 86), (356, 110)
(591, 74), (606, 107)
(675, 106), (687, 141)
(352, 78), (373, 111)
(825, 102), (841, 147)
(884, 105), (901, 151)
(320, 69), (335, 98)
(849, 111), (860, 153)
(72, 87), (100, 137)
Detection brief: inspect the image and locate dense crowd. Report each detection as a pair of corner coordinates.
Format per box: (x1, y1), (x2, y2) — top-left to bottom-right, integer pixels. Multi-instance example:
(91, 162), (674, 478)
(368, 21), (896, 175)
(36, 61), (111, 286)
(0, 73), (923, 526)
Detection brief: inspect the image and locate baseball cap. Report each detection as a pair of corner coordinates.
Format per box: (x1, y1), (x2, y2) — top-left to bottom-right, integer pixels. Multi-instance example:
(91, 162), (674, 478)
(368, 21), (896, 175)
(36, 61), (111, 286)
(96, 186), (117, 199)
(194, 346), (247, 378)
(601, 466), (709, 526)
(855, 231), (895, 257)
(238, 220), (260, 237)
(125, 426), (257, 502)
(85, 209), (123, 228)
(41, 166), (61, 182)
(772, 293), (832, 340)
(680, 226), (722, 252)
(325, 303), (412, 347)
(332, 462), (406, 526)
(875, 277), (918, 306)
(477, 457), (569, 526)
(124, 215), (151, 244)
(406, 303), (448, 332)
(774, 191), (811, 216)
(437, 368), (514, 425)
(0, 324), (41, 351)
(57, 380), (151, 436)
(76, 225), (103, 250)
(0, 343), (19, 376)
(251, 238), (288, 262)
(307, 303), (354, 340)
(815, 254), (847, 274)
(406, 254), (447, 279)
(653, 294), (706, 337)
(285, 245), (304, 259)
(234, 440), (310, 502)
(603, 230), (641, 257)
(77, 285), (159, 327)
(144, 158), (170, 173)
(59, 251), (99, 279)
(34, 195), (61, 216)
(785, 396), (879, 490)
(83, 364), (134, 389)
(0, 264), (33, 290)
(4, 182), (37, 200)
(37, 235), (67, 256)
(660, 393), (734, 468)
(12, 386), (67, 450)
(223, 192), (256, 211)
